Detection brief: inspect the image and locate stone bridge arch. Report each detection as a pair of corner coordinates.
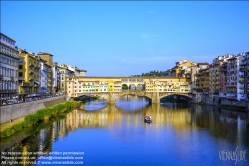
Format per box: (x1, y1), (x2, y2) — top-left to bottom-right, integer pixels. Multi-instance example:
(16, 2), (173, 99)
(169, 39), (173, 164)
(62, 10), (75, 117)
(159, 93), (192, 101)
(78, 91), (191, 104)
(93, 91), (153, 104)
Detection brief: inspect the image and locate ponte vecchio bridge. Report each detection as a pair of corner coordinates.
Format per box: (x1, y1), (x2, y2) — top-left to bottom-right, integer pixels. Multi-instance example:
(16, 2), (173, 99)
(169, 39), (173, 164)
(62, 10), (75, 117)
(66, 76), (192, 104)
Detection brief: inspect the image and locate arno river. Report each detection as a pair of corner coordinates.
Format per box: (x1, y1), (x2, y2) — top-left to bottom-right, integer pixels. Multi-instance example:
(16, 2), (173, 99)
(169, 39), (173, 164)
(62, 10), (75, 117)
(1, 95), (249, 166)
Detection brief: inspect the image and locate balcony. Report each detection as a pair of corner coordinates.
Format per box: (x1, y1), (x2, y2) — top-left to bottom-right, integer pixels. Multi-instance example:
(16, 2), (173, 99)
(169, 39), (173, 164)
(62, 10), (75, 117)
(29, 77), (34, 81)
(239, 67), (245, 71)
(29, 63), (34, 67)
(20, 82), (31, 86)
(29, 71), (34, 74)
(9, 76), (14, 81)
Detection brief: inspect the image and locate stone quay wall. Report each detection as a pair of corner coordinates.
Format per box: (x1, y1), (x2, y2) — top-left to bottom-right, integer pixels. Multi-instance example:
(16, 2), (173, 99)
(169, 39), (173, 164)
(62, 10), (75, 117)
(0, 95), (67, 124)
(201, 95), (249, 110)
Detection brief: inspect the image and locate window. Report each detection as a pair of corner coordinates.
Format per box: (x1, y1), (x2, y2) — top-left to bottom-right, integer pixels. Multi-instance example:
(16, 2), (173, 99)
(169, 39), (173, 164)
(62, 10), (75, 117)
(19, 72), (23, 77)
(17, 58), (23, 63)
(19, 65), (23, 69)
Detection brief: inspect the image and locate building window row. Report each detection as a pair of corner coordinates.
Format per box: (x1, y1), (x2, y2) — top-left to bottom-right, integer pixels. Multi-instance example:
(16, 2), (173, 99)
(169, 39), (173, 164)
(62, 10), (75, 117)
(1, 35), (15, 47)
(0, 80), (18, 91)
(0, 45), (18, 58)
(0, 55), (18, 66)
(0, 66), (18, 77)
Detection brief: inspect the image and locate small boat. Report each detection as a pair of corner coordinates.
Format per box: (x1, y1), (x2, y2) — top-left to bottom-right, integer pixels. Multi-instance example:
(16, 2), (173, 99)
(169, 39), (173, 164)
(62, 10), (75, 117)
(144, 116), (152, 123)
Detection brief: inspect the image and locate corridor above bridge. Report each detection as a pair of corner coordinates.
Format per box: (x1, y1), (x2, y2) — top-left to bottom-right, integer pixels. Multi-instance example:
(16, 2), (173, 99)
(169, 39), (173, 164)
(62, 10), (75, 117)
(66, 76), (191, 103)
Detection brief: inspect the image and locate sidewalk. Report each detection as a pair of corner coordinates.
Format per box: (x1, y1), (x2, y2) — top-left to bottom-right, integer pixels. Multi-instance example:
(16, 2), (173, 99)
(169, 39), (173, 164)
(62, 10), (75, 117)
(0, 117), (24, 132)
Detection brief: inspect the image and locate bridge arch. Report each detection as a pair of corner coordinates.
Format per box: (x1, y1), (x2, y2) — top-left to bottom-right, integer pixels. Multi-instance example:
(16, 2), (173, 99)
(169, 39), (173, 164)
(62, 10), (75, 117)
(159, 93), (192, 100)
(122, 84), (128, 90)
(136, 84), (145, 90)
(129, 84), (136, 90)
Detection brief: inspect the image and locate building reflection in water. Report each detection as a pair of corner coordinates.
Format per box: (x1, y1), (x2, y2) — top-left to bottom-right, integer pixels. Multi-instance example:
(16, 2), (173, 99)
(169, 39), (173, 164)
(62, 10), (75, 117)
(1, 95), (249, 166)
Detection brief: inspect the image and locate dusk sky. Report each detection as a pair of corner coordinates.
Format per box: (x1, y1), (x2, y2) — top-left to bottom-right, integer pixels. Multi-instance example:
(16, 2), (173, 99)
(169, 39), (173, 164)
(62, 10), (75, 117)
(1, 1), (249, 76)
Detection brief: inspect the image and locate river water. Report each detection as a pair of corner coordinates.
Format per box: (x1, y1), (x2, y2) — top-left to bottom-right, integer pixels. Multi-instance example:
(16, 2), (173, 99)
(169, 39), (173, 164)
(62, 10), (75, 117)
(1, 95), (249, 166)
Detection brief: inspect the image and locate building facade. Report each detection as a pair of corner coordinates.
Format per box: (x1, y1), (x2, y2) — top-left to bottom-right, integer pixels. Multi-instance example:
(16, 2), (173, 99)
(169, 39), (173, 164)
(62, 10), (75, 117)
(39, 59), (48, 94)
(18, 49), (40, 99)
(52, 62), (60, 93)
(0, 33), (19, 104)
(38, 52), (53, 94)
(59, 63), (86, 93)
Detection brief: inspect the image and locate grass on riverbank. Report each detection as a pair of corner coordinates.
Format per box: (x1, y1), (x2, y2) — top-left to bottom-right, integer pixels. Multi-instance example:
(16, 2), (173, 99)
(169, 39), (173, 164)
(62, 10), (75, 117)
(0, 100), (79, 139)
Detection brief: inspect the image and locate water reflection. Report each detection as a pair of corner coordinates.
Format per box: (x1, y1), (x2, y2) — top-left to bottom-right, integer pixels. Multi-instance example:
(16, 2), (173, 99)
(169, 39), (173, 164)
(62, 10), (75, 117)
(1, 95), (249, 166)
(82, 100), (107, 111)
(115, 95), (150, 112)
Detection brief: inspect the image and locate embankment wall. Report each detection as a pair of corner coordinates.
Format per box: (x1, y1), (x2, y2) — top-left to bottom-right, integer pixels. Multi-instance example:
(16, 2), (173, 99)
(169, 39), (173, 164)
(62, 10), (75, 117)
(0, 95), (67, 124)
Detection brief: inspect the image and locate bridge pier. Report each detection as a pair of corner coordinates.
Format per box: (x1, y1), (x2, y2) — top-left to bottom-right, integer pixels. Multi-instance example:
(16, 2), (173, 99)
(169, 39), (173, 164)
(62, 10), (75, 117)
(107, 93), (116, 104)
(151, 92), (160, 104)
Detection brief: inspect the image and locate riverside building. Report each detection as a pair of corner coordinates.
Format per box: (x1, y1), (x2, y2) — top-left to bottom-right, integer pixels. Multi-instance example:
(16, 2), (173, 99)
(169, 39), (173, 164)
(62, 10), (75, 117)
(0, 33), (19, 104)
(38, 52), (53, 94)
(18, 49), (40, 100)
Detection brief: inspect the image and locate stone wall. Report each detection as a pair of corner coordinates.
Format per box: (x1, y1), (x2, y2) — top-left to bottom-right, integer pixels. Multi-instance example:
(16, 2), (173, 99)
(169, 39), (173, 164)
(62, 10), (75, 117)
(201, 95), (249, 109)
(0, 95), (67, 124)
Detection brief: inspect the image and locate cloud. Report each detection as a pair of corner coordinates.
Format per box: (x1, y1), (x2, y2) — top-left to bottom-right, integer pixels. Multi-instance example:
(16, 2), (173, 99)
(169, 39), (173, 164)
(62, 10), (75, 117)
(147, 10), (155, 13)
(140, 33), (158, 42)
(140, 33), (149, 39)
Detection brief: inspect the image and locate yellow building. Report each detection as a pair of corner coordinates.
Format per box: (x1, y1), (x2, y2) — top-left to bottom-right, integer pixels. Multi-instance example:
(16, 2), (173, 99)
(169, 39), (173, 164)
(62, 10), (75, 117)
(37, 52), (53, 67)
(108, 80), (114, 92)
(208, 64), (213, 96)
(18, 49), (40, 99)
(171, 60), (197, 77)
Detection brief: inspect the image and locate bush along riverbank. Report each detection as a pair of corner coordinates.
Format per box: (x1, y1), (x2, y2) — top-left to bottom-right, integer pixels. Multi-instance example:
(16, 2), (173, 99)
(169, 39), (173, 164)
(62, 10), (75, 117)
(0, 101), (79, 139)
(74, 95), (99, 102)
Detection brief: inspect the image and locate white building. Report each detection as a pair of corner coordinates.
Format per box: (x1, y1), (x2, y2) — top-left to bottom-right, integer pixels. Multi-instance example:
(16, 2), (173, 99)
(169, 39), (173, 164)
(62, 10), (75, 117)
(0, 33), (19, 104)
(39, 60), (48, 94)
(52, 62), (60, 93)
